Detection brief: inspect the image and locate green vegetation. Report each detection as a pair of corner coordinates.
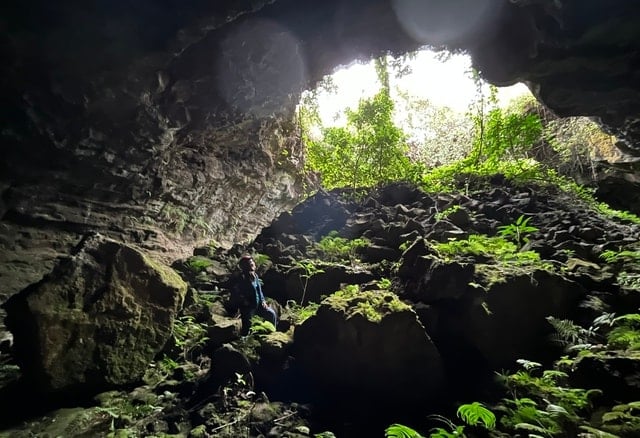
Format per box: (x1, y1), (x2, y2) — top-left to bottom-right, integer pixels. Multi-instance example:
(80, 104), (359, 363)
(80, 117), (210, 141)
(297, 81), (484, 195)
(303, 57), (424, 190)
(434, 205), (462, 222)
(385, 402), (495, 438)
(171, 315), (209, 362)
(292, 259), (325, 305)
(253, 252), (271, 267)
(326, 285), (409, 322)
(287, 300), (320, 325)
(186, 256), (214, 273)
(249, 316), (276, 335)
(607, 314), (640, 350)
(316, 230), (369, 263)
(299, 53), (640, 230)
(385, 423), (424, 438)
(496, 360), (602, 436)
(497, 215), (538, 248)
(456, 402), (496, 429)
(434, 234), (544, 266)
(600, 249), (640, 264)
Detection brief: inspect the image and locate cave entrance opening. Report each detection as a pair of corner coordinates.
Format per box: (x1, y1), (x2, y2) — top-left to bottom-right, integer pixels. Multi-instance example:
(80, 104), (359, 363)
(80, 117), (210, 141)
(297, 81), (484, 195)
(297, 48), (532, 173)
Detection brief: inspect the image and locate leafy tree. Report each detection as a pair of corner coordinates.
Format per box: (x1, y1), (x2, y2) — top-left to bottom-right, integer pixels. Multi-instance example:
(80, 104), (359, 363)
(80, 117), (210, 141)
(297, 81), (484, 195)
(395, 91), (473, 167)
(304, 56), (423, 189)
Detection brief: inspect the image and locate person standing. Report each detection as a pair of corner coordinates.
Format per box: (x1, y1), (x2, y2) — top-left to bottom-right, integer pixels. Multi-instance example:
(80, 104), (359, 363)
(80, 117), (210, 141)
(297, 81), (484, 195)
(232, 254), (278, 336)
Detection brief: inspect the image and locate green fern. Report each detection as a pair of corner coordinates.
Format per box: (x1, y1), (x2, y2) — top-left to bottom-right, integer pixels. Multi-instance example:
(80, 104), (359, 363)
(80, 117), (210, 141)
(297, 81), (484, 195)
(456, 402), (496, 429)
(607, 313), (640, 350)
(612, 313), (640, 328)
(514, 422), (554, 437)
(607, 326), (640, 350)
(249, 317), (276, 335)
(385, 423), (424, 438)
(546, 316), (594, 349)
(497, 215), (538, 248)
(516, 359), (542, 371)
(427, 414), (466, 438)
(429, 427), (465, 438)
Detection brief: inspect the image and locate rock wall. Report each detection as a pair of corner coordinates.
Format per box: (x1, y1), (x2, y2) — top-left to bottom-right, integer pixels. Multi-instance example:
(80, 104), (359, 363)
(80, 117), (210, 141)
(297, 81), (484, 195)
(2, 0), (640, 297)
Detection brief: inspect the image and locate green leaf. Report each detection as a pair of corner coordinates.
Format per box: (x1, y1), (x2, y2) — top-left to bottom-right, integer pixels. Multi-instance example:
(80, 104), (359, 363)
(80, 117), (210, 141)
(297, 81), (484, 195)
(456, 402), (496, 429)
(385, 423), (424, 438)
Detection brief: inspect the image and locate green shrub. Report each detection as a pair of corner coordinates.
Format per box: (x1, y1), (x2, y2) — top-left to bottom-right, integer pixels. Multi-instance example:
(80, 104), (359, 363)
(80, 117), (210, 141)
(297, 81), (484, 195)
(287, 300), (320, 325)
(497, 215), (538, 248)
(433, 234), (542, 266)
(316, 231), (369, 262)
(607, 314), (640, 350)
(186, 256), (214, 273)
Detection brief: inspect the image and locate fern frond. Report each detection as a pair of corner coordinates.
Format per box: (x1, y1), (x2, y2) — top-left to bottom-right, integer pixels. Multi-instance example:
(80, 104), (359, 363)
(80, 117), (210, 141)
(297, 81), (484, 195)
(516, 359), (542, 371)
(514, 422), (552, 437)
(456, 402), (496, 430)
(385, 423), (424, 438)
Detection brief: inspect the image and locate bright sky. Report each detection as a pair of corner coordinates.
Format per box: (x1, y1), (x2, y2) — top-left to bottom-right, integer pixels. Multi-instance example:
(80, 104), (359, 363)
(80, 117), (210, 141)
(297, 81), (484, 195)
(316, 49), (531, 126)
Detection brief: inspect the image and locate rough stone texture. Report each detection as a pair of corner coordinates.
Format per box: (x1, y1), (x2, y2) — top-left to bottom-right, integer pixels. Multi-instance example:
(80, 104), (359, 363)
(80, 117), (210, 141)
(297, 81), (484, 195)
(571, 351), (640, 404)
(293, 290), (444, 406)
(2, 235), (187, 394)
(446, 270), (586, 369)
(2, 0), (640, 297)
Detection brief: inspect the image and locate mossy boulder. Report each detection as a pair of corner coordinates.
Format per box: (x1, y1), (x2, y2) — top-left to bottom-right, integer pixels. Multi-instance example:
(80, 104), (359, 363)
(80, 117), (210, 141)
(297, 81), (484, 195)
(599, 401), (640, 437)
(293, 287), (443, 406)
(452, 270), (586, 369)
(2, 235), (187, 394)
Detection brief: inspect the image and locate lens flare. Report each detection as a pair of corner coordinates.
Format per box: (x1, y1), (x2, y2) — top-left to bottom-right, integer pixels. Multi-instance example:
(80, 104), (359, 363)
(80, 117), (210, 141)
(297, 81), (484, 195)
(391, 0), (501, 45)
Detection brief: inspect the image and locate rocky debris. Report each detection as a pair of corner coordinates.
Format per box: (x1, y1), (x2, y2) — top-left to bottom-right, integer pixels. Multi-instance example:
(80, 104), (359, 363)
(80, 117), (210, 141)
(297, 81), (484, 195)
(3, 0), (640, 315)
(2, 234), (187, 394)
(293, 289), (444, 406)
(596, 175), (640, 216)
(2, 181), (640, 436)
(571, 350), (640, 405)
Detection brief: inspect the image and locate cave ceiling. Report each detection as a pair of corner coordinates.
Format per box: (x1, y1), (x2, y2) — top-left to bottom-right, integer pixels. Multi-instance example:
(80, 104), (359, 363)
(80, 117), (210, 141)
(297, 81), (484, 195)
(1, 0), (640, 296)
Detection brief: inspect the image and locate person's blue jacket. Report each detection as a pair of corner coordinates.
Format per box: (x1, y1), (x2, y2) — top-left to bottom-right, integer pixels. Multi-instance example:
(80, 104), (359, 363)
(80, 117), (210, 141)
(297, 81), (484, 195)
(233, 272), (265, 309)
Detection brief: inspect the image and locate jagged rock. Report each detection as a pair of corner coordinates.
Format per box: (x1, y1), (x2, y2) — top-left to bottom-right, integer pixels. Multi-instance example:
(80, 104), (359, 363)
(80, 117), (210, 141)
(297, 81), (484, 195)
(425, 220), (467, 242)
(571, 351), (640, 404)
(410, 259), (475, 302)
(446, 207), (472, 228)
(190, 343), (252, 403)
(440, 270), (587, 369)
(293, 289), (444, 406)
(258, 331), (292, 363)
(280, 264), (375, 304)
(206, 314), (242, 352)
(2, 235), (187, 394)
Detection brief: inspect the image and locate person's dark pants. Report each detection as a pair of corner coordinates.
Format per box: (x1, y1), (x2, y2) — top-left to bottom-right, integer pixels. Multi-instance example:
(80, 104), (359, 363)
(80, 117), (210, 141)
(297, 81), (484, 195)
(240, 304), (278, 336)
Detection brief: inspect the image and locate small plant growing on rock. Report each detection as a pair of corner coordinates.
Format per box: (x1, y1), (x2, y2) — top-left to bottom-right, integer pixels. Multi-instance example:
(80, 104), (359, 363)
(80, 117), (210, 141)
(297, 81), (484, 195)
(496, 359), (602, 436)
(172, 315), (209, 361)
(607, 313), (640, 350)
(497, 215), (538, 248)
(293, 259), (325, 305)
(287, 300), (320, 325)
(385, 423), (424, 437)
(253, 252), (271, 268)
(434, 205), (462, 222)
(456, 402), (496, 430)
(600, 249), (640, 264)
(376, 277), (392, 290)
(249, 316), (276, 335)
(186, 256), (214, 273)
(316, 230), (369, 263)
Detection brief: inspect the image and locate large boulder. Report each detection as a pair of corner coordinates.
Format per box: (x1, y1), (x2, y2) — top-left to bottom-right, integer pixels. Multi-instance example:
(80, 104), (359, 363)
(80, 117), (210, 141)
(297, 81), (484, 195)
(293, 288), (443, 406)
(2, 234), (187, 394)
(437, 270), (586, 370)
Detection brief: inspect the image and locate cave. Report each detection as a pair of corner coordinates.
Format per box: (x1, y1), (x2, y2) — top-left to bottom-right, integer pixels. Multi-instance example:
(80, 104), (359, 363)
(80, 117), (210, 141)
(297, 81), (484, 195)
(1, 0), (640, 435)
(2, 0), (640, 299)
